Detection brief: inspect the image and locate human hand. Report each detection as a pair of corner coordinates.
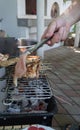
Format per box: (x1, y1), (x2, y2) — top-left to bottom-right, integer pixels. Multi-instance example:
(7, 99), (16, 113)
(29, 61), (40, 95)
(41, 16), (71, 46)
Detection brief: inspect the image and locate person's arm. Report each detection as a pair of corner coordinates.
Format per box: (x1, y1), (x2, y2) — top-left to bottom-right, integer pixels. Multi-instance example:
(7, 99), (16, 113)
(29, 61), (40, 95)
(62, 0), (80, 26)
(42, 0), (80, 45)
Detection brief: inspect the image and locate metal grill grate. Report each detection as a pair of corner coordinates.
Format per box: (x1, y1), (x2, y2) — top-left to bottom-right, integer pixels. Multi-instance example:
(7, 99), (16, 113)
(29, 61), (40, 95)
(5, 74), (52, 101)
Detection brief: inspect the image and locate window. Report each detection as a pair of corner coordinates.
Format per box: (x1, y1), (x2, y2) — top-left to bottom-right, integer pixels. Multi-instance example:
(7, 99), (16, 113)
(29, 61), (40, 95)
(25, 0), (36, 15)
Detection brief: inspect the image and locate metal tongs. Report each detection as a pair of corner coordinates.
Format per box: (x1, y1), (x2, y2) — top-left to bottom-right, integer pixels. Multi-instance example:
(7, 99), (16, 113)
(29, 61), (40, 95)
(21, 35), (54, 56)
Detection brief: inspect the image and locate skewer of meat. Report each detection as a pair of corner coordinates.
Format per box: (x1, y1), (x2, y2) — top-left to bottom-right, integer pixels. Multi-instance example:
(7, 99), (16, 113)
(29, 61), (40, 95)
(13, 54), (27, 87)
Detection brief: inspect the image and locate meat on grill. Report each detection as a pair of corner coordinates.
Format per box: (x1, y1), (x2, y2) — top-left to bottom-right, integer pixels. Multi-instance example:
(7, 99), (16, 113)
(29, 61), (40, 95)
(13, 54), (27, 87)
(25, 56), (40, 79)
(0, 53), (9, 61)
(13, 55), (40, 87)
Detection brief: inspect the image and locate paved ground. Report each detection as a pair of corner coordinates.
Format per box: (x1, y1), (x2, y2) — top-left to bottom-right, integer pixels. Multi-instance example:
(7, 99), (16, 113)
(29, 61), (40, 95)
(44, 46), (80, 130)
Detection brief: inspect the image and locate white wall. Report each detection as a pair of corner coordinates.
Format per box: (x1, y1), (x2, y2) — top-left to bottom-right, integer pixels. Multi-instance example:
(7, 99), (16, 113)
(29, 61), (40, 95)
(17, 0), (25, 17)
(0, 0), (29, 38)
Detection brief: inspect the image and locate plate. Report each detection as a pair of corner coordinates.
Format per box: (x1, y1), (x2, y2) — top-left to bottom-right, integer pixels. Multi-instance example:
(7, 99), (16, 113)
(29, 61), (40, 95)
(22, 124), (55, 130)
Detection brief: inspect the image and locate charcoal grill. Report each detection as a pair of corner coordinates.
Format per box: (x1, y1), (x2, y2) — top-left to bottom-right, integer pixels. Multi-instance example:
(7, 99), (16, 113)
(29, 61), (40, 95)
(0, 65), (58, 127)
(0, 38), (58, 127)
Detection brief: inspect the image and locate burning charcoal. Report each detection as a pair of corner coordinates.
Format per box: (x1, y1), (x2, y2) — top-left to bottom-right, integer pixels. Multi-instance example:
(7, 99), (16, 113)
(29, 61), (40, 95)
(30, 97), (39, 107)
(22, 98), (28, 107)
(22, 100), (33, 112)
(38, 100), (47, 111)
(7, 101), (22, 113)
(23, 106), (32, 112)
(7, 107), (20, 113)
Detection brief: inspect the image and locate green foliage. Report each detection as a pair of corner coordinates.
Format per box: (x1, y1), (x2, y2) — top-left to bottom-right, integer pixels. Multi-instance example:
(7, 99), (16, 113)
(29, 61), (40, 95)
(63, 0), (70, 3)
(72, 24), (76, 33)
(63, 0), (66, 3)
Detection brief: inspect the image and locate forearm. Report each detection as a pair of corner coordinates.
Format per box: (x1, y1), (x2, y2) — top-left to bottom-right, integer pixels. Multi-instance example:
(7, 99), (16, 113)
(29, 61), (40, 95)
(62, 0), (80, 26)
(41, 0), (80, 44)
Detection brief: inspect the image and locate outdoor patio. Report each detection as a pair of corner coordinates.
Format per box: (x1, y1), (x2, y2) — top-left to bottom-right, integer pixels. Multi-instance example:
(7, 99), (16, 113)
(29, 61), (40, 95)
(44, 46), (80, 130)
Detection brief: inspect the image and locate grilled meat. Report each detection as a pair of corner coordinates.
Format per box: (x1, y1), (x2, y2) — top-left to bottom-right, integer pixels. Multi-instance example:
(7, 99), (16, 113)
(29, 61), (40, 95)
(13, 55), (40, 87)
(13, 54), (27, 87)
